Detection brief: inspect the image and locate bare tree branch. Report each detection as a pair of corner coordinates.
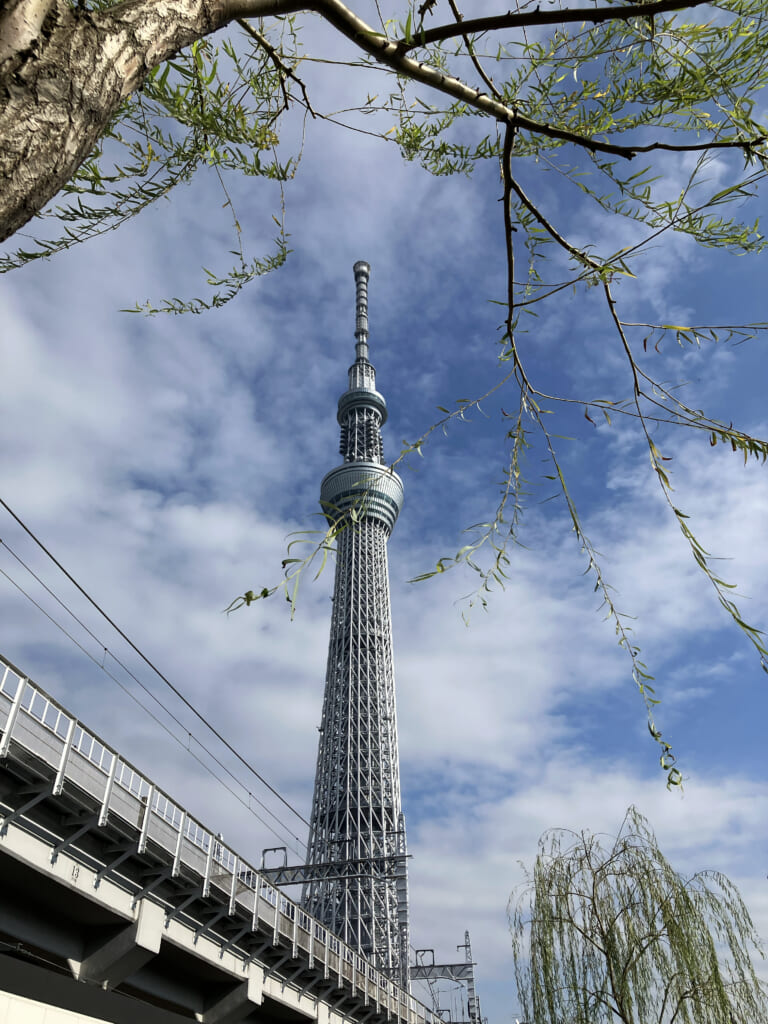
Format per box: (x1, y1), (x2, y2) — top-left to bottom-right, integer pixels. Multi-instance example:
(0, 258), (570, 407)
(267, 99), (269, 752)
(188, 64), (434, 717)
(445, 0), (503, 101)
(502, 123), (518, 349)
(399, 0), (714, 50)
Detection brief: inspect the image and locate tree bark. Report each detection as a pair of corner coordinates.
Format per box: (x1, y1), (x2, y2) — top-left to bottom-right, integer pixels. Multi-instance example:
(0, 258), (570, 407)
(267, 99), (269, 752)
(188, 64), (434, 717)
(0, 0), (297, 243)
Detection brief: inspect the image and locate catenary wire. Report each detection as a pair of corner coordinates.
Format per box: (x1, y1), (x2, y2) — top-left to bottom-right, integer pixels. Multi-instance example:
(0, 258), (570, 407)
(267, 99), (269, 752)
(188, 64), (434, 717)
(0, 536), (303, 847)
(0, 559), (305, 859)
(0, 494), (310, 828)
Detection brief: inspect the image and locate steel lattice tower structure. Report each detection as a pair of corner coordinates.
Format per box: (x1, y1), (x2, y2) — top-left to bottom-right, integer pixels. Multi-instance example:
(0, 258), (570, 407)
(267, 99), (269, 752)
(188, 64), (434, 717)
(303, 261), (410, 990)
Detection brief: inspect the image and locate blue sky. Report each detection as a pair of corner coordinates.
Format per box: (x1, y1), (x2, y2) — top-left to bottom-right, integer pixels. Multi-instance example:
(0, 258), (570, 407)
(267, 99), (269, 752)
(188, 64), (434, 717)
(2, 6), (768, 1021)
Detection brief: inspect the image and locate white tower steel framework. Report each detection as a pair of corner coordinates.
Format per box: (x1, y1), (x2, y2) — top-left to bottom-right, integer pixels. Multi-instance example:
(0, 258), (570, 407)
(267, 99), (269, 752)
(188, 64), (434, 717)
(303, 261), (410, 990)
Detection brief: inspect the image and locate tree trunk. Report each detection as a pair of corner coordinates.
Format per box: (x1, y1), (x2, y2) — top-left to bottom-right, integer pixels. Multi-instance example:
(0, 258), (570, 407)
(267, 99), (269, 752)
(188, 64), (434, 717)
(0, 0), (296, 244)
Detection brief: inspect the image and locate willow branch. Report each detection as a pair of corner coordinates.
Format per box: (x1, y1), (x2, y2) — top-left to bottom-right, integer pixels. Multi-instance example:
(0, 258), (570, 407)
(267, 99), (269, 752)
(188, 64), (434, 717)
(237, 18), (317, 116)
(311, 0), (760, 160)
(398, 0), (714, 50)
(507, 174), (600, 270)
(445, 0), (502, 101)
(629, 137), (766, 154)
(502, 123), (517, 342)
(312, 0), (622, 155)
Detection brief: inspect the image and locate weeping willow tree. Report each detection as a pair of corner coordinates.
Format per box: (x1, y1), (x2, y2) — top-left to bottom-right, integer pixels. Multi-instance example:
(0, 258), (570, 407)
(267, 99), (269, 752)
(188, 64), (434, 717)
(510, 807), (768, 1024)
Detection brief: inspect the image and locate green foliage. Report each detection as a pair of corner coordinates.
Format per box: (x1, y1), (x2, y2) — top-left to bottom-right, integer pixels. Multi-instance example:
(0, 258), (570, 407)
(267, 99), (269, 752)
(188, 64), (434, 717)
(224, 513), (347, 620)
(511, 807), (768, 1024)
(2, 19), (300, 310)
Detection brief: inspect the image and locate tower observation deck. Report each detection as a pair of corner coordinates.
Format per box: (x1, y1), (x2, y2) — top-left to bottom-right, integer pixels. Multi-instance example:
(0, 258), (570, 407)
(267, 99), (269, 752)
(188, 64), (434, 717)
(303, 262), (409, 990)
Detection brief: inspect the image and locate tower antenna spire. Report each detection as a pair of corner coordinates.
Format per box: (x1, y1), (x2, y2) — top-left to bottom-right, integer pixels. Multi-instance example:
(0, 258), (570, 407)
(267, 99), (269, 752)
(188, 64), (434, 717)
(353, 259), (371, 362)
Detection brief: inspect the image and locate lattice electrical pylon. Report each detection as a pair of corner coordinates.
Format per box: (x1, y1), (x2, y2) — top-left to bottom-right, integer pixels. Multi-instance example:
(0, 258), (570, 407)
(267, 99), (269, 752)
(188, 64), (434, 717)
(302, 261), (410, 991)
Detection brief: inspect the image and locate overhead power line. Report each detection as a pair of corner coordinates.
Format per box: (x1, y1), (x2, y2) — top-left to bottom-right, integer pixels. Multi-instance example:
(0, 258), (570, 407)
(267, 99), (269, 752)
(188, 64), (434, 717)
(0, 556), (305, 858)
(0, 540), (304, 854)
(0, 494), (310, 829)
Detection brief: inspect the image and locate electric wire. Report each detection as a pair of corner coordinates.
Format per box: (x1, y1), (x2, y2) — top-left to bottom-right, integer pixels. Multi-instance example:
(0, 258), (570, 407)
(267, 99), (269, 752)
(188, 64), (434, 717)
(0, 494), (310, 828)
(0, 938), (83, 979)
(0, 538), (304, 851)
(0, 535), (298, 843)
(0, 558), (305, 860)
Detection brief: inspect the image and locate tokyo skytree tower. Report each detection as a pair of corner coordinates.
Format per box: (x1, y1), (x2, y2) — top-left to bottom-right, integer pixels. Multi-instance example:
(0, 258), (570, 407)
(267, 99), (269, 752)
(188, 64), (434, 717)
(303, 261), (410, 990)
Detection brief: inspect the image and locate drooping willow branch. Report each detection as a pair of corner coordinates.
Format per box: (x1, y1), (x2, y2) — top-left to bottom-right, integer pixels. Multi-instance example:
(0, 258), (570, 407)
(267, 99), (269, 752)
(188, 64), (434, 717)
(237, 17), (317, 118)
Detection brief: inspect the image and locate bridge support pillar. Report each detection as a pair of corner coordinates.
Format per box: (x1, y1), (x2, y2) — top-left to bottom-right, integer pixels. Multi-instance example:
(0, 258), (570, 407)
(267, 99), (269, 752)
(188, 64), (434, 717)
(317, 999), (346, 1024)
(199, 966), (264, 1024)
(69, 897), (164, 989)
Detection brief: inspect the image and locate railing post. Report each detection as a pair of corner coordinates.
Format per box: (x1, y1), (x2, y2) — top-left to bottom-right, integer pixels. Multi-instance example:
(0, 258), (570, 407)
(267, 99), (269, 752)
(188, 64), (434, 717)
(229, 856), (239, 915)
(172, 812), (187, 877)
(53, 718), (77, 796)
(138, 785), (155, 854)
(0, 676), (27, 758)
(98, 754), (118, 827)
(252, 882), (261, 932)
(203, 833), (214, 898)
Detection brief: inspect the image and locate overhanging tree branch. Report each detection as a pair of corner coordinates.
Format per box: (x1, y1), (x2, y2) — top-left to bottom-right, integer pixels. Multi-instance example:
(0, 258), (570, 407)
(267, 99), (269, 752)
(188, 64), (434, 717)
(399, 0), (715, 50)
(2, 0), (764, 246)
(0, 0), (304, 242)
(445, 0), (503, 101)
(309, 0), (746, 160)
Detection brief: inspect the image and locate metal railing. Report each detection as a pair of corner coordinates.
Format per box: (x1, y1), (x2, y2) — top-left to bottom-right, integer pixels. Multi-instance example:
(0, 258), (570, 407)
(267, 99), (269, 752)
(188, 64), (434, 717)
(0, 652), (434, 1024)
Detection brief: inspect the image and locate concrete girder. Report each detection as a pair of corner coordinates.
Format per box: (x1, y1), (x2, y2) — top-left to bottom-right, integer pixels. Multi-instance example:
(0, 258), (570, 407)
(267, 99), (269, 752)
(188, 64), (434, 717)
(69, 897), (164, 989)
(198, 967), (263, 1024)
